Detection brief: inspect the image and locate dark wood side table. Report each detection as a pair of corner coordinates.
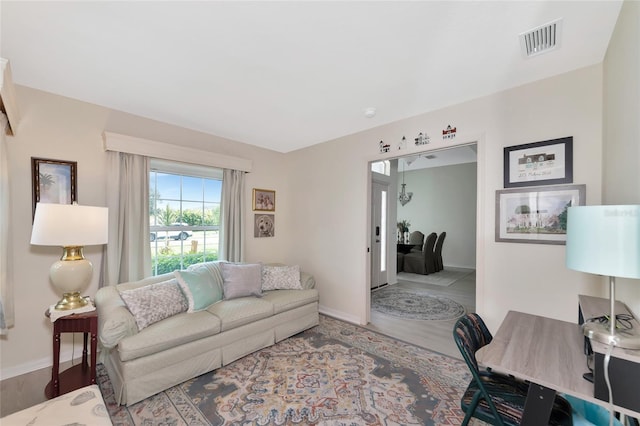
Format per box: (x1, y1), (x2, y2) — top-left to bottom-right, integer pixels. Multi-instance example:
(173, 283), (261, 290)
(44, 309), (98, 399)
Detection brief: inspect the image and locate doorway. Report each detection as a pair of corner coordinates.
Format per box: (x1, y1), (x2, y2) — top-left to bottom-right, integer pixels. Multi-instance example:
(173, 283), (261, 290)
(367, 143), (478, 357)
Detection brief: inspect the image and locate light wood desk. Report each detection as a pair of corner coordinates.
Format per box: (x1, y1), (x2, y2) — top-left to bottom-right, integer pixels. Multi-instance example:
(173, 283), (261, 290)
(476, 309), (640, 424)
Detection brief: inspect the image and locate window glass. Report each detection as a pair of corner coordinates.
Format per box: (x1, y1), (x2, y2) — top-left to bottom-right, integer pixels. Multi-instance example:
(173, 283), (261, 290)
(149, 162), (222, 275)
(371, 160), (390, 176)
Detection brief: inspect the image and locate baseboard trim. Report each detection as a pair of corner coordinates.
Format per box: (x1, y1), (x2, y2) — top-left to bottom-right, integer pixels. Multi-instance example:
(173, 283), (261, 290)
(319, 305), (361, 325)
(1, 349), (82, 381)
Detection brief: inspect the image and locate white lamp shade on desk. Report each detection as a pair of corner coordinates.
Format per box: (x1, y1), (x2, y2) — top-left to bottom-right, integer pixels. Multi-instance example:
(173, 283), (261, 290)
(31, 203), (108, 310)
(566, 205), (640, 279)
(566, 204), (640, 349)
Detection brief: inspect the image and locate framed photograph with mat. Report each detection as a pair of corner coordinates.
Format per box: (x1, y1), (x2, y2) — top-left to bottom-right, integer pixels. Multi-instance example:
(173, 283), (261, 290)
(31, 157), (77, 219)
(495, 184), (585, 245)
(503, 136), (573, 188)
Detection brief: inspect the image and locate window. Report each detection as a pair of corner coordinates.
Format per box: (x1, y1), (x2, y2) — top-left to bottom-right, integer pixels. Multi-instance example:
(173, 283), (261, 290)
(149, 159), (222, 275)
(371, 160), (390, 176)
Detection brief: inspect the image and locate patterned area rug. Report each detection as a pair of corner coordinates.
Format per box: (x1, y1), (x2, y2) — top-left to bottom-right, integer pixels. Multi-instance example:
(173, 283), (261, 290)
(99, 315), (469, 425)
(397, 267), (474, 287)
(371, 287), (466, 321)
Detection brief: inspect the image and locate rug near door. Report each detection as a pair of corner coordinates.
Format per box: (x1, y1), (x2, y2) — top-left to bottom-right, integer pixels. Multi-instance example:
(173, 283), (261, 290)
(99, 315), (470, 425)
(397, 267), (474, 287)
(371, 286), (466, 321)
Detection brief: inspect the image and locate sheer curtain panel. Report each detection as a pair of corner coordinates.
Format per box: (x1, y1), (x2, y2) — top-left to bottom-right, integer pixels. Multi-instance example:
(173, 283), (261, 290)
(221, 169), (246, 262)
(103, 152), (151, 285)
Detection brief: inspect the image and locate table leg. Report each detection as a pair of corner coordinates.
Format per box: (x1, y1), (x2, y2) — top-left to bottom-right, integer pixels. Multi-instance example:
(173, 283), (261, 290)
(51, 327), (61, 398)
(522, 383), (556, 426)
(90, 328), (97, 384)
(82, 332), (88, 368)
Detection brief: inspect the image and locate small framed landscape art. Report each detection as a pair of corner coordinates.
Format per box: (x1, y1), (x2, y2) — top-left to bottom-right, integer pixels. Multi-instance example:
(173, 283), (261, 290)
(503, 136), (573, 188)
(253, 188), (275, 212)
(31, 157), (77, 219)
(495, 184), (585, 245)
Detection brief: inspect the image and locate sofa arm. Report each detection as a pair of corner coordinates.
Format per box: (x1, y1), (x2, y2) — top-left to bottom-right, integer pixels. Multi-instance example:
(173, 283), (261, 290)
(94, 285), (138, 349)
(300, 272), (315, 289)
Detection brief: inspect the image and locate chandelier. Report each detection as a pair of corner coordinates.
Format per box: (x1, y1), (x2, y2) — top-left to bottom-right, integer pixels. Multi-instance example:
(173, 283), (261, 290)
(399, 161), (413, 206)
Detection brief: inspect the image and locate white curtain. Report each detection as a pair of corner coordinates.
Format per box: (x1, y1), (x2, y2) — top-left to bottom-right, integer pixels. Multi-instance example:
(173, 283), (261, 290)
(0, 114), (14, 334)
(103, 151), (151, 285)
(220, 169), (245, 262)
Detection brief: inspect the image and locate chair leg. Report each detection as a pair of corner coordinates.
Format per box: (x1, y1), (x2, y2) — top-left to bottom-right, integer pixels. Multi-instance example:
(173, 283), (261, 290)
(462, 391), (482, 426)
(463, 390), (507, 426)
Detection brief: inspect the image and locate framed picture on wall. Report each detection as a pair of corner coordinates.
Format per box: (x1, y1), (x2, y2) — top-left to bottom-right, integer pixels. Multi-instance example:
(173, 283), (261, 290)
(495, 184), (585, 245)
(254, 214), (275, 238)
(503, 136), (573, 188)
(31, 157), (77, 219)
(252, 188), (275, 211)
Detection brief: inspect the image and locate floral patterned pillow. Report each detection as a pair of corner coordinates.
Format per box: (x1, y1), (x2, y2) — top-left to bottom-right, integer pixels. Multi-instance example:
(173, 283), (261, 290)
(119, 278), (188, 330)
(261, 265), (302, 291)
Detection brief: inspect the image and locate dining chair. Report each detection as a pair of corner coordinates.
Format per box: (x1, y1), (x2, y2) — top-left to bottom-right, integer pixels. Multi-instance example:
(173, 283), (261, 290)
(453, 313), (574, 426)
(408, 231), (424, 253)
(402, 232), (437, 274)
(434, 231), (446, 271)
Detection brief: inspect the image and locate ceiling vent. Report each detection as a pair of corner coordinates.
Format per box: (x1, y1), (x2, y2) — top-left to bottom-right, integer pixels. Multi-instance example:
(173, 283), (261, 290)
(519, 18), (562, 58)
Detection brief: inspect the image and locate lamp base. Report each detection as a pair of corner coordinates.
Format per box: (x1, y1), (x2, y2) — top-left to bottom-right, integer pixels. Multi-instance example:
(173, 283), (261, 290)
(54, 292), (89, 311)
(583, 321), (640, 350)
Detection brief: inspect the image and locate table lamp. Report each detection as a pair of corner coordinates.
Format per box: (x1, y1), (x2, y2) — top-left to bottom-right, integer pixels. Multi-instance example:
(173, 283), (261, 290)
(31, 203), (108, 310)
(566, 205), (640, 349)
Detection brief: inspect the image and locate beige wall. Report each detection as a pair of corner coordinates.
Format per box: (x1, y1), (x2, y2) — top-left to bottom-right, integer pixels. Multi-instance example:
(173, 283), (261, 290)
(1, 86), (294, 377)
(289, 64), (606, 330)
(602, 0), (640, 316)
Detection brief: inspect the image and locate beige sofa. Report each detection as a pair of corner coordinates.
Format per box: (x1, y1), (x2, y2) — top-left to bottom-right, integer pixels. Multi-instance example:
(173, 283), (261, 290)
(94, 261), (319, 406)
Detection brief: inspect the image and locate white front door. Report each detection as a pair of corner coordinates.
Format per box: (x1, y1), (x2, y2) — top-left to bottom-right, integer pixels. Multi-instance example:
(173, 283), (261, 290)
(371, 181), (388, 289)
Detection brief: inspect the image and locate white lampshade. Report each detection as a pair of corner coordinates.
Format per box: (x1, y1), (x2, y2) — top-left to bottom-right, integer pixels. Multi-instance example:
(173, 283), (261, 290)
(31, 203), (108, 310)
(566, 204), (640, 349)
(31, 203), (108, 247)
(566, 205), (640, 279)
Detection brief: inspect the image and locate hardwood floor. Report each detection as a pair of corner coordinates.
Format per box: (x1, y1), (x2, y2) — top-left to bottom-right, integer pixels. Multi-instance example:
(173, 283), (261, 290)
(0, 359), (75, 417)
(364, 269), (476, 359)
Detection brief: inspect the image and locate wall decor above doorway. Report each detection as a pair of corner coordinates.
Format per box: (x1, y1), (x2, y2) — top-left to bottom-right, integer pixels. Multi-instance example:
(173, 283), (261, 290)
(503, 136), (573, 188)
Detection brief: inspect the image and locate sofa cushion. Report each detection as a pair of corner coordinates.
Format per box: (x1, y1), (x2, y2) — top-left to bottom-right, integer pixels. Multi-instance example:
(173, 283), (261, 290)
(262, 264), (302, 290)
(118, 310), (222, 362)
(261, 289), (319, 314)
(119, 279), (188, 330)
(220, 263), (263, 300)
(174, 268), (223, 312)
(206, 297), (274, 332)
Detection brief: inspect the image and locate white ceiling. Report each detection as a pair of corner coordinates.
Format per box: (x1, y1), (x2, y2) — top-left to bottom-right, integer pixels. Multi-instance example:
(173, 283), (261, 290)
(1, 1), (623, 153)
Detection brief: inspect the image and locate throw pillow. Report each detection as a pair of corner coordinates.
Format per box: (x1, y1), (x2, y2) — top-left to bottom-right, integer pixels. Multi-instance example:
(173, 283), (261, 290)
(262, 264), (302, 290)
(174, 268), (224, 312)
(220, 262), (263, 300)
(119, 279), (188, 331)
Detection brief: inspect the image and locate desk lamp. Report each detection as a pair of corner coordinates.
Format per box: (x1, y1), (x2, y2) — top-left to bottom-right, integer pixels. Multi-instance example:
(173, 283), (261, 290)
(566, 205), (640, 349)
(31, 203), (108, 310)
